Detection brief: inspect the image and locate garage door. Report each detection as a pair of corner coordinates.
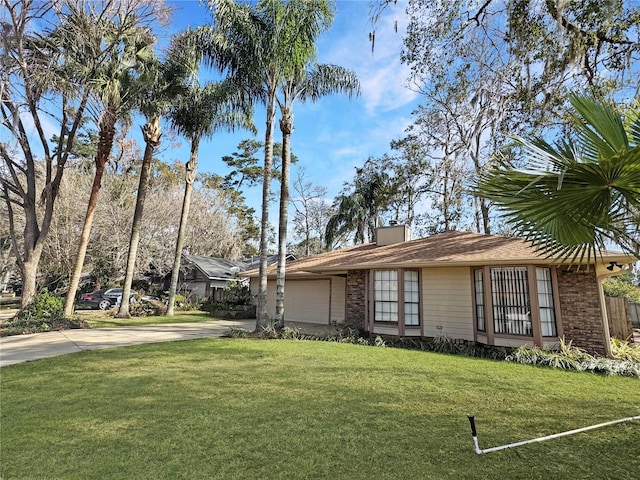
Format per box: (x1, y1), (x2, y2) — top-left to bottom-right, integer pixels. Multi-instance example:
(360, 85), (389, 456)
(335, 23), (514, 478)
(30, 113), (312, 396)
(283, 279), (331, 324)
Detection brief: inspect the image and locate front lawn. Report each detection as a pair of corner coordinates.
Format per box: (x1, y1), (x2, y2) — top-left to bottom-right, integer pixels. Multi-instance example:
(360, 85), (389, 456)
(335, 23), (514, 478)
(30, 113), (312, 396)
(77, 310), (217, 328)
(1, 339), (638, 479)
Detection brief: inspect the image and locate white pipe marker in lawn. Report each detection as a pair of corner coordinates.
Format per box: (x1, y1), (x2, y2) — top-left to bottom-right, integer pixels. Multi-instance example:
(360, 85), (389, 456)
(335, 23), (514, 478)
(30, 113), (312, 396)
(467, 414), (640, 455)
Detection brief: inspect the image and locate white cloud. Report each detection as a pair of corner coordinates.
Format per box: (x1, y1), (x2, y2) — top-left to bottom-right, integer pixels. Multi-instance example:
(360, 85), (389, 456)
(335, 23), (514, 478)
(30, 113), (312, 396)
(320, 1), (418, 116)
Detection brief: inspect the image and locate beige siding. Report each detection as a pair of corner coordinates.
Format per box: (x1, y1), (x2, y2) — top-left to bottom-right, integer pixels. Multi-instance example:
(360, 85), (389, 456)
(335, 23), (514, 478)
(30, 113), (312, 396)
(494, 338), (535, 348)
(422, 267), (474, 340)
(373, 325), (400, 335)
(330, 276), (346, 324)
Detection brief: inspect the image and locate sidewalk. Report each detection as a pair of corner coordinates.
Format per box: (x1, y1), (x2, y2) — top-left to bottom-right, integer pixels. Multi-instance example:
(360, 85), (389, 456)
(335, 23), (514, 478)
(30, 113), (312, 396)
(0, 319), (255, 367)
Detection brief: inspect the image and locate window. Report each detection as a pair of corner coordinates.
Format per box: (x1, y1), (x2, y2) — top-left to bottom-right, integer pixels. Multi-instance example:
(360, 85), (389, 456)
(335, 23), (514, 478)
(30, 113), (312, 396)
(374, 270), (398, 322)
(491, 267), (532, 336)
(473, 266), (558, 339)
(404, 270), (420, 326)
(373, 270), (420, 326)
(536, 268), (557, 337)
(474, 269), (486, 332)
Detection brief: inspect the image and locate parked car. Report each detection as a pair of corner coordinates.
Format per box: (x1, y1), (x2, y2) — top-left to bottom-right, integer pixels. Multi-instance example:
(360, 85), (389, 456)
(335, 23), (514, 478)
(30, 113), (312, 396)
(78, 288), (133, 310)
(78, 289), (115, 310)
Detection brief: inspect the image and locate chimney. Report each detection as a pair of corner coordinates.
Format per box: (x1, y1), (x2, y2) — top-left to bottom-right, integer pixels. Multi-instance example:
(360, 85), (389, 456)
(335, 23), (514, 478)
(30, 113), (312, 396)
(376, 223), (411, 246)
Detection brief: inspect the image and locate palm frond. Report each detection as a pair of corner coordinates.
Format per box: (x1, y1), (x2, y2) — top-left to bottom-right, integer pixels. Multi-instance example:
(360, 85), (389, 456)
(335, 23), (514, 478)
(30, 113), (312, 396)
(476, 94), (640, 261)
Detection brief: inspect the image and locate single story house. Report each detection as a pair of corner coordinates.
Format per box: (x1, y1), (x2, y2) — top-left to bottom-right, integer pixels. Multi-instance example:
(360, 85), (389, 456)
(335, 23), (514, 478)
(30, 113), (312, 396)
(245, 225), (636, 356)
(180, 254), (247, 301)
(178, 253), (297, 301)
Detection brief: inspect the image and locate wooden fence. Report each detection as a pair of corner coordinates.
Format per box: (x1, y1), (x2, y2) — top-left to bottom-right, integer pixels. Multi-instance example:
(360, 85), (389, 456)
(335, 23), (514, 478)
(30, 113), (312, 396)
(630, 302), (640, 328)
(605, 297), (635, 340)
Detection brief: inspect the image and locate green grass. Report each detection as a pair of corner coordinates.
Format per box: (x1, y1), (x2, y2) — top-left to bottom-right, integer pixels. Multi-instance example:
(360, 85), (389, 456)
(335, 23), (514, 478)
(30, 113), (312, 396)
(1, 339), (639, 479)
(78, 310), (217, 328)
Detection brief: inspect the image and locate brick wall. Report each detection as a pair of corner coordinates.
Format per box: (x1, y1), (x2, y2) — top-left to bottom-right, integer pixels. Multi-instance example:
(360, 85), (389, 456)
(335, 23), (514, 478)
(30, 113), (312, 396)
(556, 268), (608, 355)
(345, 270), (366, 328)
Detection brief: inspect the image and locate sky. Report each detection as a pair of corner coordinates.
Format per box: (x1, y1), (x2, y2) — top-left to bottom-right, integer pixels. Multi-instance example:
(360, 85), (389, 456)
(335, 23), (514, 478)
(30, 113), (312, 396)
(162, 0), (420, 216)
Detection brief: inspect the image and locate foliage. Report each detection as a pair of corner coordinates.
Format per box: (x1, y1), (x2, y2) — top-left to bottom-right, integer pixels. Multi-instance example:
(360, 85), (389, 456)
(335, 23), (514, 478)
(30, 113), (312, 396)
(222, 280), (252, 305)
(1, 292), (87, 336)
(37, 160), (253, 292)
(603, 274), (640, 302)
(477, 94), (640, 260)
(325, 160), (393, 247)
(394, 0), (640, 236)
(506, 337), (640, 378)
(611, 337), (640, 362)
(128, 298), (166, 317)
(15, 292), (64, 322)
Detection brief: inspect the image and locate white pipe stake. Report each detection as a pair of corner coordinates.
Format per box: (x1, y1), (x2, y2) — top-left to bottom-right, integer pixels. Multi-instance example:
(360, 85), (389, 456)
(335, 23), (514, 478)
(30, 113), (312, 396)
(468, 414), (640, 455)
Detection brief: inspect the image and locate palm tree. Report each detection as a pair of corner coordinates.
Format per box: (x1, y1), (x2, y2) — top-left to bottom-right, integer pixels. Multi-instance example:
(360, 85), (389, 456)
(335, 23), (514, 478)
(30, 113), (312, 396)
(165, 72), (255, 315)
(116, 47), (184, 318)
(201, 0), (337, 331)
(63, 8), (157, 316)
(476, 94), (640, 261)
(325, 165), (392, 247)
(274, 63), (360, 329)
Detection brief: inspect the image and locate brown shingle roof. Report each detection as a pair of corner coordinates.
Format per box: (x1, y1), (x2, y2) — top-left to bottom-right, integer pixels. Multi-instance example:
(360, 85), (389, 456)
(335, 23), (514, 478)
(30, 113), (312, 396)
(244, 231), (635, 277)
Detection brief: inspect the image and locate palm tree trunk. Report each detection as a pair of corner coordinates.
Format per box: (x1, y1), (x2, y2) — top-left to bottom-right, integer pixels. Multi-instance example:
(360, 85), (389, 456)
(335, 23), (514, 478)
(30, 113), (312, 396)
(274, 108), (292, 329)
(116, 116), (161, 318)
(63, 110), (116, 316)
(166, 138), (199, 316)
(256, 88), (277, 331)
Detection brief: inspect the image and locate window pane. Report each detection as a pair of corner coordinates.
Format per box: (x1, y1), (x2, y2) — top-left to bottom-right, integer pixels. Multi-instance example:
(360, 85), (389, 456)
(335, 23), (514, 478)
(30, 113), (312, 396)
(536, 268), (557, 337)
(490, 267), (532, 336)
(404, 270), (420, 326)
(374, 270), (398, 323)
(474, 269), (485, 332)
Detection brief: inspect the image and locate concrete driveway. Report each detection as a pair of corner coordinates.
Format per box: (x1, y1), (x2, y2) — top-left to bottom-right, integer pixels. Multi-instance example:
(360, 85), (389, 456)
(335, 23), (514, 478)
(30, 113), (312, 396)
(0, 319), (255, 367)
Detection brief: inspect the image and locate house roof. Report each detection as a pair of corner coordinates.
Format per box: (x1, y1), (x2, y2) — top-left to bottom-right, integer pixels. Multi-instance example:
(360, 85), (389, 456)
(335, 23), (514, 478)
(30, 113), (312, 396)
(242, 253), (296, 271)
(182, 255), (246, 281)
(243, 230), (636, 277)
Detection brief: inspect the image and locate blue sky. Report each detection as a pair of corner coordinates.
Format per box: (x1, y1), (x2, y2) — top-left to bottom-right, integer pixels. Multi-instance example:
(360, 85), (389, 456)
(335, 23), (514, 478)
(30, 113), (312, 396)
(162, 0), (419, 214)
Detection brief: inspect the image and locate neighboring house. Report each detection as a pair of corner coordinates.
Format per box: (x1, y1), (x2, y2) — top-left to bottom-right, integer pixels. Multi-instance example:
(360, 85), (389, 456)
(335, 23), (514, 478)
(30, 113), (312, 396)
(179, 253), (297, 302)
(242, 254), (297, 272)
(180, 255), (247, 301)
(244, 225), (636, 356)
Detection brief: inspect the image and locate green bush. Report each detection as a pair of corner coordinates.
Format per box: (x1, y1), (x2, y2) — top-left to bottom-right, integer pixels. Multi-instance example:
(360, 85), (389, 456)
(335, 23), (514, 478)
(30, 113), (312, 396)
(223, 280), (251, 305)
(1, 292), (87, 336)
(603, 274), (640, 302)
(17, 291), (64, 321)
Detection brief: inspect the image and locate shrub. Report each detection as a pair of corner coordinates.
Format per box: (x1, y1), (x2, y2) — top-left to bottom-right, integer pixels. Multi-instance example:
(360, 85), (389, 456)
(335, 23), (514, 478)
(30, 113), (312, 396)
(129, 299), (166, 317)
(17, 291), (64, 321)
(603, 274), (640, 302)
(223, 281), (251, 305)
(505, 337), (640, 378)
(610, 337), (640, 362)
(1, 292), (87, 336)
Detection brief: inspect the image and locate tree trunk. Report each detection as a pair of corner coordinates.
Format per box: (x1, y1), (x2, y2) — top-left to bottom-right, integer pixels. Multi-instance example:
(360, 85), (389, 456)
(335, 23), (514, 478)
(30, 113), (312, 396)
(20, 254), (41, 308)
(116, 117), (161, 318)
(480, 197), (491, 234)
(274, 107), (292, 330)
(166, 138), (199, 316)
(63, 109), (116, 316)
(256, 89), (277, 332)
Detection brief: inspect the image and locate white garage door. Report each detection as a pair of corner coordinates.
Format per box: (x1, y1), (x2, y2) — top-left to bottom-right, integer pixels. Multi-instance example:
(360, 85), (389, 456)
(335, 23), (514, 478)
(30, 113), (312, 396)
(278, 279), (331, 324)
